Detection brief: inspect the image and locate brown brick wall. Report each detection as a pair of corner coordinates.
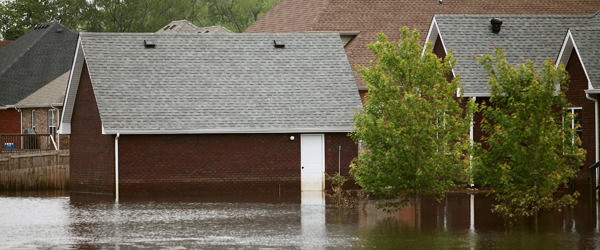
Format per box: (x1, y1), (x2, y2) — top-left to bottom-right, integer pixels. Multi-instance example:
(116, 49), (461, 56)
(117, 133), (357, 195)
(564, 48), (596, 192)
(0, 109), (20, 133)
(70, 62), (115, 195)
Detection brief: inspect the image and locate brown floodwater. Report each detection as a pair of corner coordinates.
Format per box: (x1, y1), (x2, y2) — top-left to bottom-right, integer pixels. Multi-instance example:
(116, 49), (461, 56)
(0, 190), (599, 249)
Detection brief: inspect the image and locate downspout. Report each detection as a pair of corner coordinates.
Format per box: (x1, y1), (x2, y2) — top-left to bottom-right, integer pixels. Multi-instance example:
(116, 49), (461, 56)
(469, 97), (476, 188)
(585, 93), (599, 186)
(115, 133), (120, 202)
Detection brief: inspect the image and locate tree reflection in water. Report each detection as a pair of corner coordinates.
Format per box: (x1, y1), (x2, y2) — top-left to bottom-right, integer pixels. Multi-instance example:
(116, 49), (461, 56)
(0, 190), (598, 249)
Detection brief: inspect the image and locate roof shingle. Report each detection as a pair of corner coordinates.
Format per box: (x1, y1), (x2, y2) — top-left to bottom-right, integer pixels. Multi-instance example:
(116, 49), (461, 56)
(245, 0), (600, 88)
(78, 33), (362, 132)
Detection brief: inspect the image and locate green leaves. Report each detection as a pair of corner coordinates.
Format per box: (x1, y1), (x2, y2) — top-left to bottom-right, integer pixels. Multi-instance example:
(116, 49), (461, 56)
(0, 0), (280, 39)
(472, 47), (584, 221)
(351, 27), (474, 210)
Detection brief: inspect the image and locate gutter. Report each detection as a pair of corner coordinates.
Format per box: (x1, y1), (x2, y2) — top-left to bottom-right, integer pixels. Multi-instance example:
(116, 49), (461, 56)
(585, 92), (599, 185)
(115, 133), (120, 202)
(15, 103), (63, 109)
(102, 127), (353, 135)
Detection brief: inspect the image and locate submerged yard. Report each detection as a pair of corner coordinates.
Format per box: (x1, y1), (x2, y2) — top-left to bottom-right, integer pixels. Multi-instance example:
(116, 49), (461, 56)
(0, 190), (599, 249)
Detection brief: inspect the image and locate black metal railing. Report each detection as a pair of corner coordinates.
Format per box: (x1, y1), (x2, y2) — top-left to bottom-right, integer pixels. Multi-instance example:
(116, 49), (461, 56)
(0, 134), (57, 154)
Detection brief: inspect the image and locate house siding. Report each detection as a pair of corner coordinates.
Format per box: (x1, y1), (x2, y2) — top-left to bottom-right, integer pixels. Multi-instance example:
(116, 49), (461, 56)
(564, 48), (596, 192)
(117, 132), (357, 195)
(70, 62), (115, 195)
(0, 109), (20, 133)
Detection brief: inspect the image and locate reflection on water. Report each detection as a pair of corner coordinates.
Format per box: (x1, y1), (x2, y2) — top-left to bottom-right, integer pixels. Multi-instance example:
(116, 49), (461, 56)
(0, 190), (599, 249)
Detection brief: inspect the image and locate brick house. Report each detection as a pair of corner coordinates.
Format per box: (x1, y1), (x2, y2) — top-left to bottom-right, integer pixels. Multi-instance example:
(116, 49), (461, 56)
(59, 33), (362, 196)
(244, 0), (600, 103)
(0, 22), (76, 148)
(425, 11), (600, 191)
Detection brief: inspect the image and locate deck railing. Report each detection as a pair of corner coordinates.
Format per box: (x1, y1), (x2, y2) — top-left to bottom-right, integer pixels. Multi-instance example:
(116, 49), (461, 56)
(0, 134), (57, 154)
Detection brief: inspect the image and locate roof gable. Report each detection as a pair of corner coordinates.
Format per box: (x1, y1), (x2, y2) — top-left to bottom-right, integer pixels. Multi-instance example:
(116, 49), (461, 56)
(245, 0), (600, 89)
(430, 14), (594, 95)
(62, 33), (362, 134)
(568, 27), (600, 89)
(0, 22), (77, 105)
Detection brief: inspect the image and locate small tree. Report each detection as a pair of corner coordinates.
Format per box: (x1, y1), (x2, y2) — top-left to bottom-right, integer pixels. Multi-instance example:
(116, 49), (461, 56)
(472, 47), (585, 222)
(350, 27), (475, 210)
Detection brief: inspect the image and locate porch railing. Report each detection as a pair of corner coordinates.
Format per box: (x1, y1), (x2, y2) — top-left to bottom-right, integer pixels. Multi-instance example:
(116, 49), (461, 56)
(0, 134), (57, 154)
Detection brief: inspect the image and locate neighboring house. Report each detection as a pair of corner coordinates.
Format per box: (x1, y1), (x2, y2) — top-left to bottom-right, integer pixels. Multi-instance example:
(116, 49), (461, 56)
(244, 0), (600, 102)
(425, 11), (600, 191)
(0, 22), (77, 149)
(157, 20), (234, 33)
(59, 33), (362, 196)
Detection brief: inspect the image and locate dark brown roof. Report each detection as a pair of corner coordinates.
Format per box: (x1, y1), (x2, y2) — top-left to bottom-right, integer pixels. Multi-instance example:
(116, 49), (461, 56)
(0, 41), (12, 50)
(245, 0), (600, 88)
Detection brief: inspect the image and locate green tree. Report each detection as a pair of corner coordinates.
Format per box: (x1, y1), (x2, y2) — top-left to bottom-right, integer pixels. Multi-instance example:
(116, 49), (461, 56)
(0, 0), (59, 40)
(472, 47), (585, 222)
(350, 27), (475, 210)
(206, 0), (278, 32)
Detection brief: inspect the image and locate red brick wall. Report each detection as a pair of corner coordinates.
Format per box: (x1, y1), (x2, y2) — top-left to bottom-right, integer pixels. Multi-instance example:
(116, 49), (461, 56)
(117, 133), (357, 195)
(0, 109), (21, 133)
(564, 48), (596, 192)
(70, 62), (115, 195)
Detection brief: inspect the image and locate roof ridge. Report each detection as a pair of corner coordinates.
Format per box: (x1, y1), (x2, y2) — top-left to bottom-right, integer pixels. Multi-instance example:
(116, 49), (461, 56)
(434, 13), (597, 18)
(306, 0), (333, 32)
(0, 22), (57, 76)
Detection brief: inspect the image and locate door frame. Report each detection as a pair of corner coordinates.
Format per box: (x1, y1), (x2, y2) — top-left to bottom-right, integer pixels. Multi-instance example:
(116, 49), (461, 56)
(300, 134), (325, 191)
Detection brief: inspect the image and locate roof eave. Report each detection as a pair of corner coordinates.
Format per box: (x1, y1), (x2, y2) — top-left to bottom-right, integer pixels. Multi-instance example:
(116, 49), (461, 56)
(102, 127), (354, 135)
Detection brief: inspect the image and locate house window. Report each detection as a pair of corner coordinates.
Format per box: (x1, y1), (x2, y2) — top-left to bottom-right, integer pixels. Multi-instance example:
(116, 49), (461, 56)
(31, 110), (35, 132)
(568, 107), (582, 146)
(49, 109), (57, 140)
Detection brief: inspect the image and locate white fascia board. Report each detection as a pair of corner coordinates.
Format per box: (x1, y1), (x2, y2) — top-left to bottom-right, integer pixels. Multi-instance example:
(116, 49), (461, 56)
(58, 122), (70, 134)
(60, 37), (84, 126)
(557, 29), (593, 90)
(424, 17), (460, 96)
(102, 127), (353, 135)
(423, 17), (439, 56)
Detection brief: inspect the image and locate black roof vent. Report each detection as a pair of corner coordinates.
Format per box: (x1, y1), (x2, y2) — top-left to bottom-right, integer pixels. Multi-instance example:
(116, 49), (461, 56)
(163, 25), (170, 30)
(144, 40), (156, 47)
(491, 18), (503, 33)
(170, 25), (176, 30)
(57, 28), (63, 33)
(274, 40), (285, 48)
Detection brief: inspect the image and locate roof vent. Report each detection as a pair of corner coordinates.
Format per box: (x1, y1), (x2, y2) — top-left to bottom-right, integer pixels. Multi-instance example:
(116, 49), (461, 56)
(144, 40), (156, 47)
(57, 28), (63, 33)
(491, 18), (503, 33)
(163, 25), (170, 30)
(274, 40), (285, 48)
(170, 25), (176, 30)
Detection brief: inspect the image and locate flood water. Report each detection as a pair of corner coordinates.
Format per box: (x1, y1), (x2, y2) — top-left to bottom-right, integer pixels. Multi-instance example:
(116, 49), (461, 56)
(1, 190), (599, 249)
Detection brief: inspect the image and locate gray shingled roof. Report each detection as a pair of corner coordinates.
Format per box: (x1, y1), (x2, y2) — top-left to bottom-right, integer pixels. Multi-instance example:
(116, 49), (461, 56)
(571, 27), (600, 89)
(434, 14), (597, 95)
(79, 33), (361, 133)
(0, 22), (77, 105)
(157, 20), (234, 34)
